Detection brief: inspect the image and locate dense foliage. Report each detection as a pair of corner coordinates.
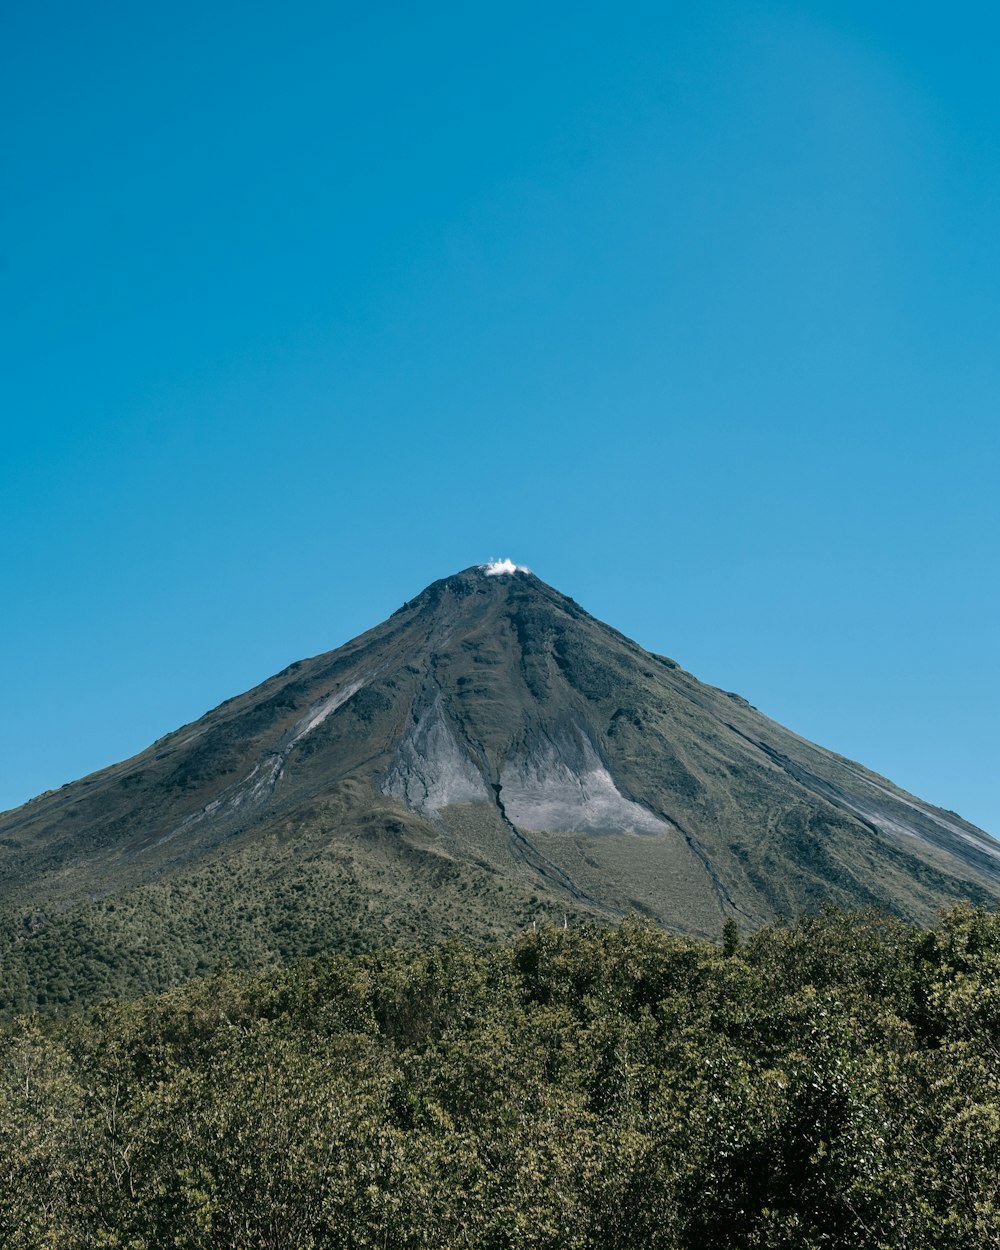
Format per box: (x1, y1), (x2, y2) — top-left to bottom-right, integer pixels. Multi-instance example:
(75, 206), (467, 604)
(2, 906), (1000, 1248)
(0, 830), (560, 1016)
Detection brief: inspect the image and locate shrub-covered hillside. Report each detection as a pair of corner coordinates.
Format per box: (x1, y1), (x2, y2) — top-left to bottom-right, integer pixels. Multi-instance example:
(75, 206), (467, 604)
(2, 907), (999, 1248)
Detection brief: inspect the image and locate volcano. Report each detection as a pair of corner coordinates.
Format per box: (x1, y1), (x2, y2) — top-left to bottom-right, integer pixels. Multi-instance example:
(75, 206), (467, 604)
(1, 564), (997, 1010)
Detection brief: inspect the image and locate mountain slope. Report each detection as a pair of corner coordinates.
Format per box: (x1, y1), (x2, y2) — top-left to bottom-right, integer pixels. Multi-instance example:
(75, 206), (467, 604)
(1, 565), (997, 1010)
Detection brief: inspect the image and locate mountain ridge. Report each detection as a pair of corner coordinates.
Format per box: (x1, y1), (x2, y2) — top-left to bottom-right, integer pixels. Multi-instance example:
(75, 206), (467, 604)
(0, 563), (996, 1012)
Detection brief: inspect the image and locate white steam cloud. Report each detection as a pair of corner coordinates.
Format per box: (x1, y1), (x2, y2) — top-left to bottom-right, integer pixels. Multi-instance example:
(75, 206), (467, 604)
(482, 558), (529, 577)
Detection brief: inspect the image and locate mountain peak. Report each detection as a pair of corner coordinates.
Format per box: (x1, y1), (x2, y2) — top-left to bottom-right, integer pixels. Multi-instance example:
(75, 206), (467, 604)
(399, 563), (569, 620)
(2, 564), (998, 1015)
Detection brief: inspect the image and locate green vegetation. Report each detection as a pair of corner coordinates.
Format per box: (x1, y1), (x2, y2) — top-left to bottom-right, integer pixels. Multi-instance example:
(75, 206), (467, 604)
(3, 905), (1000, 1247)
(0, 820), (579, 1016)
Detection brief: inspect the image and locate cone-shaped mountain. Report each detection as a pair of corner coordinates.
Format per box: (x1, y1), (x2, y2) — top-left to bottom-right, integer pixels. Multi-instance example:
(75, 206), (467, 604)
(1, 565), (997, 1009)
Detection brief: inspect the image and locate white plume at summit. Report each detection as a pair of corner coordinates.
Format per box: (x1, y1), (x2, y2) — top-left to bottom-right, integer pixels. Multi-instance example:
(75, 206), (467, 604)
(483, 558), (530, 576)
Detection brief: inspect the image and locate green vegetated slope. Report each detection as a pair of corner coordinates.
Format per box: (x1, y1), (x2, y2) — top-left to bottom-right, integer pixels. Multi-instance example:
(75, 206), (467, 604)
(3, 907), (1000, 1249)
(0, 812), (588, 1015)
(2, 567), (998, 1013)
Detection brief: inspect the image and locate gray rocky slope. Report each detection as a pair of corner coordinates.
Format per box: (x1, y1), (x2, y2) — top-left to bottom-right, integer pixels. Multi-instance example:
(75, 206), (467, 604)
(2, 564), (998, 942)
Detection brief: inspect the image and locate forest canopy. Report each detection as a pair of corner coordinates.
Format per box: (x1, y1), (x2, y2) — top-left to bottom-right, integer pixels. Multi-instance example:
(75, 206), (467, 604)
(2, 906), (999, 1248)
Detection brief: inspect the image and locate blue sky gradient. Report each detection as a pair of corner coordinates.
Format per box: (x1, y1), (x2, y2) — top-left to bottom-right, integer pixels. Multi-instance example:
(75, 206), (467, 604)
(3, 2), (997, 833)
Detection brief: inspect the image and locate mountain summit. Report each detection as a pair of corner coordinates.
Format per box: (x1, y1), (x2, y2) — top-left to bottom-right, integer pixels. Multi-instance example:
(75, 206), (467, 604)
(1, 564), (997, 1009)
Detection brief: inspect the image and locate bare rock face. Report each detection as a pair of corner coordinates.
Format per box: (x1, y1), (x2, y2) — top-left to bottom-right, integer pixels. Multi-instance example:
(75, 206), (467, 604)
(382, 697), (492, 813)
(498, 729), (667, 835)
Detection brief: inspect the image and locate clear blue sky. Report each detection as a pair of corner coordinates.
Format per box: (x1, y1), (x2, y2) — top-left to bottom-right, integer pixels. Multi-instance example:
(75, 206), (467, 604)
(3, 2), (997, 834)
